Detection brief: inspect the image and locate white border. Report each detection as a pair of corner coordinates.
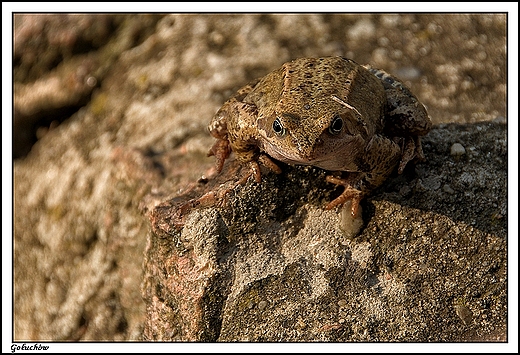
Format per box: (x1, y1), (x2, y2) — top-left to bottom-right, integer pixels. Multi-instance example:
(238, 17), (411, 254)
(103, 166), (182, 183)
(3, 3), (518, 354)
(2, 2), (519, 13)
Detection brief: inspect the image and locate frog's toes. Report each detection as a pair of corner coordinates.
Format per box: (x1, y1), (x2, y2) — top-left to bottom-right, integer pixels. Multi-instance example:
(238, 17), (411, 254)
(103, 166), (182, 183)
(234, 154), (283, 187)
(258, 154), (282, 174)
(398, 137), (416, 174)
(237, 160), (262, 184)
(414, 136), (426, 161)
(325, 175), (363, 217)
(398, 136), (425, 174)
(208, 139), (232, 173)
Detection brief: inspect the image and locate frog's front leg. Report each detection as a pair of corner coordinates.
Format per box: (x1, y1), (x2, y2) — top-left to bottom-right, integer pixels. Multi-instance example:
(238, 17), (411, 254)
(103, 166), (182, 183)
(208, 80), (282, 184)
(208, 137), (232, 174)
(208, 80), (259, 173)
(231, 136), (282, 184)
(326, 134), (401, 216)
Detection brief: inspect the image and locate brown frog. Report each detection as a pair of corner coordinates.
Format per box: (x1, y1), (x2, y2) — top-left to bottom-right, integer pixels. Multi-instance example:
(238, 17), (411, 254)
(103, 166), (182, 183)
(208, 56), (431, 217)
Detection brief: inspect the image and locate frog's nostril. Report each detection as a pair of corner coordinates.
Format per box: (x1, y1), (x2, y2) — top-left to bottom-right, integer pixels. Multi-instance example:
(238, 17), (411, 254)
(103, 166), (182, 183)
(315, 138), (324, 146)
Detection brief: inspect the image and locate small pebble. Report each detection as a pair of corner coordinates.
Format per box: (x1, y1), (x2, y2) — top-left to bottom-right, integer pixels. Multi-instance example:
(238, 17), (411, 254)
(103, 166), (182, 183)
(450, 143), (466, 156)
(443, 184), (455, 194)
(258, 300), (268, 310)
(493, 116), (506, 124)
(454, 303), (473, 326)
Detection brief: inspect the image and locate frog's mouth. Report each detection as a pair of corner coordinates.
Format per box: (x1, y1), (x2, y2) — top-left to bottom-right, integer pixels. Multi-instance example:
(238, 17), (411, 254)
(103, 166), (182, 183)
(259, 139), (307, 164)
(261, 136), (363, 172)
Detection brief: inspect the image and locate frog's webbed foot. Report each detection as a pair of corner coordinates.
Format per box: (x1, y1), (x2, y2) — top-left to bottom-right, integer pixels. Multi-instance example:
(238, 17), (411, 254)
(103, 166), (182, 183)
(237, 154), (283, 184)
(325, 175), (364, 217)
(208, 138), (232, 173)
(397, 136), (425, 174)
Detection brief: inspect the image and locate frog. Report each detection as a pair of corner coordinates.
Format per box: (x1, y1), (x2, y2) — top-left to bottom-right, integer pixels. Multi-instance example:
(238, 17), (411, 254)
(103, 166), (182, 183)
(207, 56), (431, 217)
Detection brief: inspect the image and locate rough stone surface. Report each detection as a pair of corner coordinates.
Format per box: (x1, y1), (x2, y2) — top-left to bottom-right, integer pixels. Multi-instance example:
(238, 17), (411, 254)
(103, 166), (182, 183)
(12, 13), (508, 343)
(145, 120), (507, 342)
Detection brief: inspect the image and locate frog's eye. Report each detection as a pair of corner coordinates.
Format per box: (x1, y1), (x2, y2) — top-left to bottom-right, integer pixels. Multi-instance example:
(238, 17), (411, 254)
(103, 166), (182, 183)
(329, 115), (344, 135)
(273, 117), (285, 136)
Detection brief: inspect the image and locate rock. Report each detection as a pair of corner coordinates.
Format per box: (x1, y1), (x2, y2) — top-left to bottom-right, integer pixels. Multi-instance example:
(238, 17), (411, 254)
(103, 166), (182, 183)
(143, 120), (507, 341)
(13, 14), (162, 158)
(450, 143), (466, 156)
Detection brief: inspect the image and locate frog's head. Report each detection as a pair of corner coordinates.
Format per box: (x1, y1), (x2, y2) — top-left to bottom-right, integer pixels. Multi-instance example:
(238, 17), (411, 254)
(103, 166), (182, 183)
(250, 56), (387, 172)
(257, 97), (373, 171)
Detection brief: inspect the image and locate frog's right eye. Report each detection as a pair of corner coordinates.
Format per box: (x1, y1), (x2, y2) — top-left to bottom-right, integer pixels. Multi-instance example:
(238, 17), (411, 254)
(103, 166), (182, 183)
(329, 115), (344, 135)
(273, 117), (285, 136)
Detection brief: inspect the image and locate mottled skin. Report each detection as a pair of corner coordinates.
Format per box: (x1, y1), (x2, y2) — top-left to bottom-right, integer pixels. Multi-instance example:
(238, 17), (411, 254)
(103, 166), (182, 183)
(208, 57), (431, 216)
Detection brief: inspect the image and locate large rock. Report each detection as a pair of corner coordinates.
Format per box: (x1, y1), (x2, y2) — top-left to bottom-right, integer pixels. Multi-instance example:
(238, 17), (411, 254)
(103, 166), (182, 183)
(143, 120), (507, 341)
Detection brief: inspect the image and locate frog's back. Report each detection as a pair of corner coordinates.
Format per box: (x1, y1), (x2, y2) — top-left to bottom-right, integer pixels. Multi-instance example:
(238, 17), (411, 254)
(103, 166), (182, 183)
(246, 56), (387, 138)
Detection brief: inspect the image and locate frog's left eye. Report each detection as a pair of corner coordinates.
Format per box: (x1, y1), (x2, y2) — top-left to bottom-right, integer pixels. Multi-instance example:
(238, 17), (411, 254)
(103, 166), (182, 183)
(273, 117), (285, 136)
(329, 115), (344, 135)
